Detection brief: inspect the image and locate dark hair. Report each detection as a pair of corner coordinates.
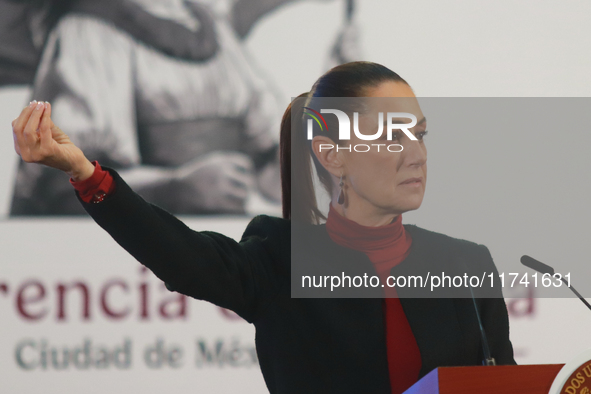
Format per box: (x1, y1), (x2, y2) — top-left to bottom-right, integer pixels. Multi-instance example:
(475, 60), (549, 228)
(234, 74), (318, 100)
(280, 61), (408, 223)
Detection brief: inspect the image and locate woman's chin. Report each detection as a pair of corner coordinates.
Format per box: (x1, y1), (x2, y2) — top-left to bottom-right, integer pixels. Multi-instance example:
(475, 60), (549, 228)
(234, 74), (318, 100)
(396, 196), (424, 213)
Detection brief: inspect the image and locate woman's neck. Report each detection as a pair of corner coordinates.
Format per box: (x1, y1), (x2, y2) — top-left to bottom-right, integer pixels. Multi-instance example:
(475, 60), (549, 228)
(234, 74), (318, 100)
(325, 203), (410, 267)
(330, 200), (400, 227)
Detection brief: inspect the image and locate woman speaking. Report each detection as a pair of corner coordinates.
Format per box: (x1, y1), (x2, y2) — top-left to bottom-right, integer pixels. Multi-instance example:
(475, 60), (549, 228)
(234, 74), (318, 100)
(11, 61), (515, 394)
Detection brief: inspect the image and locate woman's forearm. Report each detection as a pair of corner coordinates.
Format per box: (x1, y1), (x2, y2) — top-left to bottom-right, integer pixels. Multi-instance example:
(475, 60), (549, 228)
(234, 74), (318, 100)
(67, 155), (96, 182)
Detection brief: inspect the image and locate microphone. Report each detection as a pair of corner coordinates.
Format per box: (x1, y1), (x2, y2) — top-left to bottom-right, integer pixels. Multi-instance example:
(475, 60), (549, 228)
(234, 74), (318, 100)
(520, 255), (591, 311)
(458, 259), (496, 366)
(467, 284), (496, 366)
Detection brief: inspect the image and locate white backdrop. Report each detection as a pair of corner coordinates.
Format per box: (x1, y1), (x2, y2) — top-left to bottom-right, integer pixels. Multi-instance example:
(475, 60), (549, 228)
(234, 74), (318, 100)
(2, 1), (591, 393)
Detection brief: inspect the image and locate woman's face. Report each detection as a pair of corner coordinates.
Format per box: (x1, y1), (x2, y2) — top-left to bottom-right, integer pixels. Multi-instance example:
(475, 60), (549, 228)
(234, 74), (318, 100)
(335, 81), (427, 221)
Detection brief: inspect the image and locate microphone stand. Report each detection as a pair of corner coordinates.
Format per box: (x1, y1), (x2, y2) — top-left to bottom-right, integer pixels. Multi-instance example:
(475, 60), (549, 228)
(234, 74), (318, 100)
(521, 255), (591, 311)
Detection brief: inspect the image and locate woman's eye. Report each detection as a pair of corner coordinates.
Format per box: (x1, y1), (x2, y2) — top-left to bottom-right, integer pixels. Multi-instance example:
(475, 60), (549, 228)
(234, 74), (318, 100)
(384, 130), (427, 141)
(416, 130), (428, 141)
(387, 131), (400, 141)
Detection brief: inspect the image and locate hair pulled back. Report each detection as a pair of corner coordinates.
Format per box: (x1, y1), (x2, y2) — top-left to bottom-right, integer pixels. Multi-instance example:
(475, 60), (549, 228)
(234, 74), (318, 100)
(280, 61), (408, 223)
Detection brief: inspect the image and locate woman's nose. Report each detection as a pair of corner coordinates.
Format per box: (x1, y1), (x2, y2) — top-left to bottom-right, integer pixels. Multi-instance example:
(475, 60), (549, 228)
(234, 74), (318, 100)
(401, 137), (426, 167)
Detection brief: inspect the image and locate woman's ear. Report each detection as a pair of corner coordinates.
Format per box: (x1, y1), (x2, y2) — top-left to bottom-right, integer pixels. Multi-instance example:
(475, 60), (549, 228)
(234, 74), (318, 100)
(311, 136), (343, 177)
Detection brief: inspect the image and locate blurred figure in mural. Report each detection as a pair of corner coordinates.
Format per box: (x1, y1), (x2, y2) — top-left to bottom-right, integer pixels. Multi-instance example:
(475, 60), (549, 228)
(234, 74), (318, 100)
(2, 0), (360, 215)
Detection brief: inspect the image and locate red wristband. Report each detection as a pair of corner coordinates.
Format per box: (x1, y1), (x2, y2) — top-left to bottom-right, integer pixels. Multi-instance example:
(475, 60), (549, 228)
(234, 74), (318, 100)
(70, 161), (115, 203)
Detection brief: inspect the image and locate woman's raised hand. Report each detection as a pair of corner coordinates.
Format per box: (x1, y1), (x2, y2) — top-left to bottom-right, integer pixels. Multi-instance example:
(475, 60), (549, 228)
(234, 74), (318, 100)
(12, 101), (95, 181)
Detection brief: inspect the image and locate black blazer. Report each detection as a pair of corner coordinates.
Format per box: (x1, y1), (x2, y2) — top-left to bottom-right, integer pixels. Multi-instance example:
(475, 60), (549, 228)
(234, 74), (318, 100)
(79, 168), (515, 394)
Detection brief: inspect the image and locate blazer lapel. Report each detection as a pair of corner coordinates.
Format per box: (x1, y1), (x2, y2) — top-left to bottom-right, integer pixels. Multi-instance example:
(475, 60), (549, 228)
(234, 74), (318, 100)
(395, 225), (465, 377)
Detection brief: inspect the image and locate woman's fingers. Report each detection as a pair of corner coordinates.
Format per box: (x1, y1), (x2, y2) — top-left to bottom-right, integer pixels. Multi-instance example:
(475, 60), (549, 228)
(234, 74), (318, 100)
(39, 102), (53, 151)
(12, 100), (54, 163)
(13, 102), (35, 159)
(14, 101), (36, 133)
(23, 101), (46, 145)
(12, 100), (83, 172)
(12, 102), (37, 149)
(13, 130), (21, 155)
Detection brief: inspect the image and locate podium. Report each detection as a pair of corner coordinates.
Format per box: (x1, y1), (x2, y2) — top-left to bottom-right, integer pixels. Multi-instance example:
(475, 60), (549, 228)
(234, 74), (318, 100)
(403, 364), (564, 394)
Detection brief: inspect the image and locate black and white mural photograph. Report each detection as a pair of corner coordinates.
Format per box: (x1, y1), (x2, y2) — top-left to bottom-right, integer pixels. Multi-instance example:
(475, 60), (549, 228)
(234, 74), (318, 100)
(2, 0), (360, 216)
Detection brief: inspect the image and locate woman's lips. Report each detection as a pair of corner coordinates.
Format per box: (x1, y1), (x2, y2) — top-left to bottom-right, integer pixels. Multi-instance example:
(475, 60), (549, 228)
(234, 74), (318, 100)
(400, 177), (423, 186)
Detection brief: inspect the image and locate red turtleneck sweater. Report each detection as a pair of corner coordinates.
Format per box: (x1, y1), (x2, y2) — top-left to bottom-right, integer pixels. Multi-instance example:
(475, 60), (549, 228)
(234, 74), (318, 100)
(72, 165), (423, 392)
(325, 204), (422, 394)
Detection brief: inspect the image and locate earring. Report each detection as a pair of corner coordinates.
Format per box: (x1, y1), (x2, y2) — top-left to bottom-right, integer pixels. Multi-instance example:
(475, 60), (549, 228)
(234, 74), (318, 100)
(337, 174), (345, 205)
